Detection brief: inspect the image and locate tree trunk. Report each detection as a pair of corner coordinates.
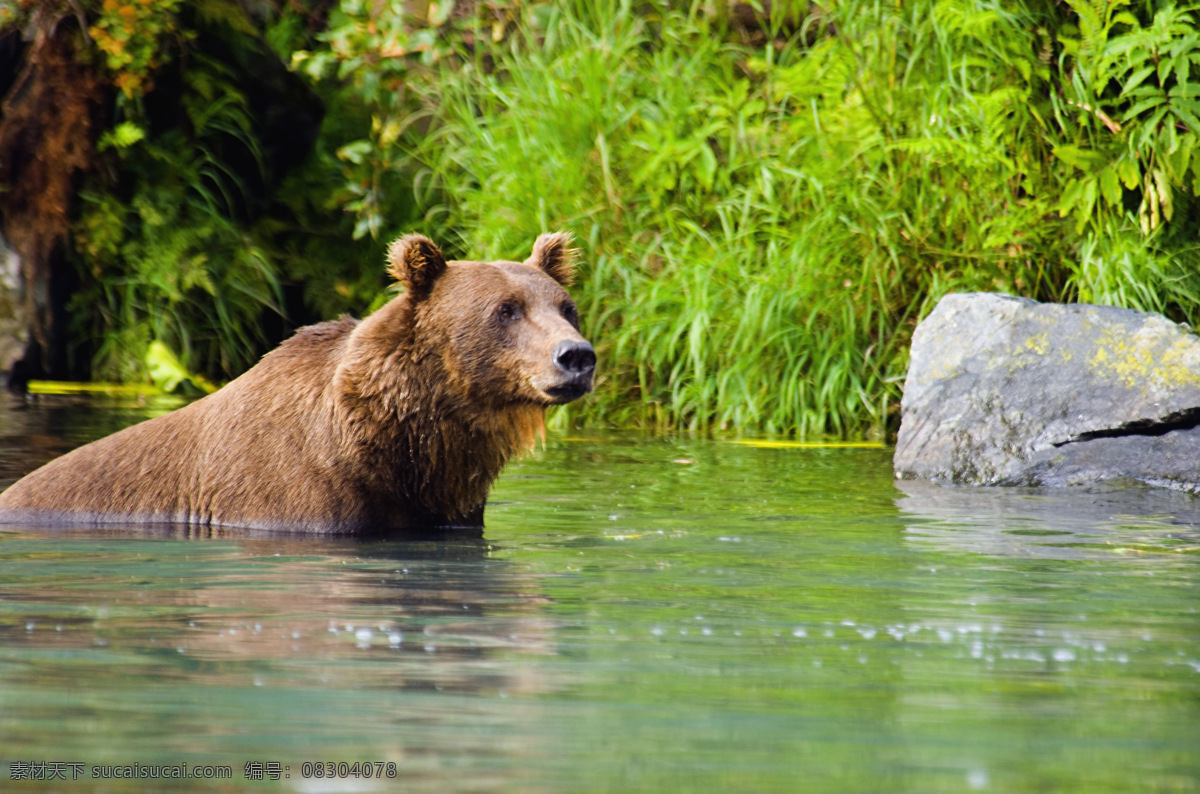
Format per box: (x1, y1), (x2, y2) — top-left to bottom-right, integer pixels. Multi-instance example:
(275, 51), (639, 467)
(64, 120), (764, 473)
(0, 11), (107, 386)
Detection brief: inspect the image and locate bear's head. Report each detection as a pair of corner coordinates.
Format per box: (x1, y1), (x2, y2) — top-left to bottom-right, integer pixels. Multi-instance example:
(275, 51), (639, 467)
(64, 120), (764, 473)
(332, 232), (595, 522)
(384, 232), (596, 408)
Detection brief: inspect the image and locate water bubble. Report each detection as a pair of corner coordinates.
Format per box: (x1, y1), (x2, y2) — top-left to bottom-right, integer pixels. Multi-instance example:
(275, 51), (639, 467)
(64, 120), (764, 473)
(967, 768), (988, 789)
(1052, 649), (1076, 663)
(858, 628), (877, 640)
(702, 627), (713, 636)
(792, 628), (807, 638)
(650, 626), (664, 636)
(355, 629), (374, 648)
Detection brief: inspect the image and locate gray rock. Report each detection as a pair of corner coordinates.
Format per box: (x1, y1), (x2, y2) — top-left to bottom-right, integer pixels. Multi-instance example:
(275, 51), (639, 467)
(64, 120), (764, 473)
(1013, 426), (1200, 492)
(894, 292), (1200, 491)
(0, 235), (28, 378)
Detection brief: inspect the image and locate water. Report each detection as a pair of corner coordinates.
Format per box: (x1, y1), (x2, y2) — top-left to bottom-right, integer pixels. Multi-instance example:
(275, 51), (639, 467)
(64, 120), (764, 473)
(1, 394), (1198, 792)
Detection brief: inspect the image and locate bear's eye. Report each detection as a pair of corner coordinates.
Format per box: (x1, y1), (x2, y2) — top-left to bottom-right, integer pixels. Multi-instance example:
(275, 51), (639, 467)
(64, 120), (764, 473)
(497, 302), (521, 323)
(561, 302), (579, 327)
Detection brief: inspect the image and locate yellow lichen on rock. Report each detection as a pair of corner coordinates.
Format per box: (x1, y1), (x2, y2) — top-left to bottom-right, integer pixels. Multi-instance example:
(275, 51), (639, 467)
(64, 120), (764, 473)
(1087, 326), (1200, 392)
(1024, 332), (1049, 356)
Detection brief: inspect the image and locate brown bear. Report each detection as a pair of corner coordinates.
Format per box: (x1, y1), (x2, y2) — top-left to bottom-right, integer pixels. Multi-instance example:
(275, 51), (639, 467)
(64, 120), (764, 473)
(0, 233), (595, 533)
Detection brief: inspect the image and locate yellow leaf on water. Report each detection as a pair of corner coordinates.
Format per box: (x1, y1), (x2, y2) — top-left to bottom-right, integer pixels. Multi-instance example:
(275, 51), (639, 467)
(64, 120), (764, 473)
(726, 440), (885, 449)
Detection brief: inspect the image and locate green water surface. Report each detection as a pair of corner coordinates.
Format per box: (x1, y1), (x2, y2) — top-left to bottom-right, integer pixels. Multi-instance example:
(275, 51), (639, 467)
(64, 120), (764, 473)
(0, 395), (1198, 792)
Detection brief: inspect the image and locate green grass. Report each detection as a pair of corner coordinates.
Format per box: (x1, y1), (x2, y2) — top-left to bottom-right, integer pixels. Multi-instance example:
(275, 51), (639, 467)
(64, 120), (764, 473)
(45, 0), (1200, 436)
(387, 0), (1199, 437)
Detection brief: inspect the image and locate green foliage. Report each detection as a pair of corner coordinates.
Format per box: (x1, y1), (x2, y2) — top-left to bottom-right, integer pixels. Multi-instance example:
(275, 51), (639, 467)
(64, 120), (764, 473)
(97, 121), (147, 150)
(338, 0), (1198, 436)
(72, 175), (283, 382)
(88, 0), (186, 97)
(71, 34), (283, 382)
(59, 0), (405, 383)
(37, 0), (1200, 435)
(291, 0), (455, 241)
(1054, 1), (1200, 235)
(145, 340), (216, 394)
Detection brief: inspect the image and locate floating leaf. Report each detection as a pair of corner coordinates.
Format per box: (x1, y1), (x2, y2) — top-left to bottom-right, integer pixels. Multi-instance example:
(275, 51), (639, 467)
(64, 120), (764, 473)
(146, 341), (217, 395)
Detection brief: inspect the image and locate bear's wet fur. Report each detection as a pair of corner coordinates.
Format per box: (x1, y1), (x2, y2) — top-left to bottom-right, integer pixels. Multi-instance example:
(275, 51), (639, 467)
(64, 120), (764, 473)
(0, 233), (595, 533)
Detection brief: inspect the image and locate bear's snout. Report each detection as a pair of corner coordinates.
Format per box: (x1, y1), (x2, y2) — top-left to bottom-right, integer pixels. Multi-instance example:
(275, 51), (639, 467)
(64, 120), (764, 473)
(553, 340), (596, 377)
(546, 339), (595, 403)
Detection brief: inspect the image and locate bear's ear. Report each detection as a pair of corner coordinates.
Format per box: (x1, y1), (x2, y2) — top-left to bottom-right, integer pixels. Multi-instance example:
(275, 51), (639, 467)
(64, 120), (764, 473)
(527, 232), (577, 287)
(387, 234), (447, 297)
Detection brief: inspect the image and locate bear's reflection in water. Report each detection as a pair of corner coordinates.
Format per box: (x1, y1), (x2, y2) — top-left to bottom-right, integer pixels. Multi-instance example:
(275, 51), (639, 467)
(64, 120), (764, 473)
(1, 528), (559, 697)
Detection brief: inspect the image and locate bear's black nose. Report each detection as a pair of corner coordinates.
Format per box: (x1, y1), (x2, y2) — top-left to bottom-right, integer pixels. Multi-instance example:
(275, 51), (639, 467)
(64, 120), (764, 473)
(553, 340), (596, 376)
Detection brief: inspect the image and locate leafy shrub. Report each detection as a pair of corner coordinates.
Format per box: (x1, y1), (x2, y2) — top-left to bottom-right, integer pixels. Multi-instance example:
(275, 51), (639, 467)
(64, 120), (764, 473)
(351, 0), (1199, 436)
(21, 0), (1198, 431)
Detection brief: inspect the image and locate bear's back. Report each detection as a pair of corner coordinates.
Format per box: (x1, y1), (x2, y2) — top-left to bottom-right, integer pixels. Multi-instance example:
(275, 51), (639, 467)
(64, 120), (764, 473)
(0, 318), (363, 530)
